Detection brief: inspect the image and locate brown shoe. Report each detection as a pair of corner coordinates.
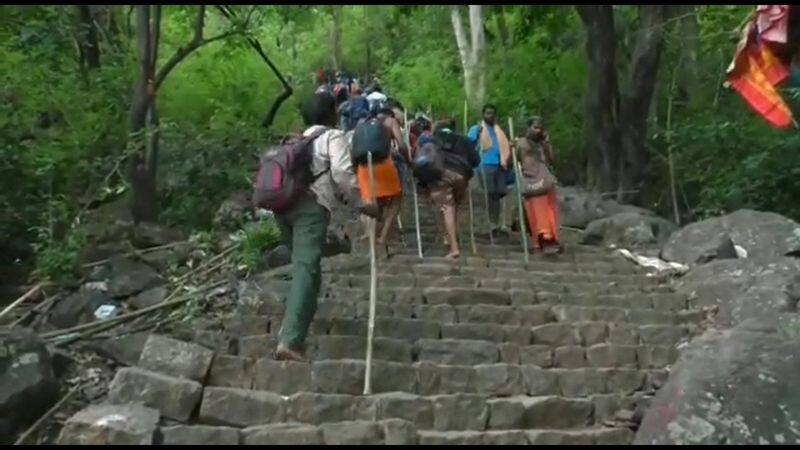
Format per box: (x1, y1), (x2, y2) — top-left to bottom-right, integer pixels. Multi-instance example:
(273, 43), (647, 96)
(273, 342), (305, 362)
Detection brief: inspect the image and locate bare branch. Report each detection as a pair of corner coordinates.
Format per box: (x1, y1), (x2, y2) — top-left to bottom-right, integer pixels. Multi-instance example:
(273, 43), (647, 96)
(194, 5), (206, 42)
(153, 5), (237, 91)
(215, 4), (293, 128)
(154, 30), (236, 90)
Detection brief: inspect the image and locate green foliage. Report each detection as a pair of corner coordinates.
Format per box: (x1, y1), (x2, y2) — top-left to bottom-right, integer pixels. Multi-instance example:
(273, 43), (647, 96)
(232, 212), (282, 272)
(3, 4), (800, 287)
(29, 197), (87, 282)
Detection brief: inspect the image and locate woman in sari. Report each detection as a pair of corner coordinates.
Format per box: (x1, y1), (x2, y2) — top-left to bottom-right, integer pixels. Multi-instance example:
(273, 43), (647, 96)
(514, 116), (561, 254)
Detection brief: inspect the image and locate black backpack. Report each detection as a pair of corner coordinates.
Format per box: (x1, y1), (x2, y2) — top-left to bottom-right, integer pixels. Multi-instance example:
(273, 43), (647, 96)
(412, 140), (445, 184)
(351, 118), (391, 166)
(435, 129), (480, 178)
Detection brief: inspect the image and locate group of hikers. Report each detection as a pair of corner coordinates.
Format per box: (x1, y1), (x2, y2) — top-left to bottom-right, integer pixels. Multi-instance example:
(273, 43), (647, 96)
(254, 80), (562, 361)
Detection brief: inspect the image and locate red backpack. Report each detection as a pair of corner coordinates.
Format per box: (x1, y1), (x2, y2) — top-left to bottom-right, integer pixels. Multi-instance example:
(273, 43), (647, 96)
(253, 128), (328, 212)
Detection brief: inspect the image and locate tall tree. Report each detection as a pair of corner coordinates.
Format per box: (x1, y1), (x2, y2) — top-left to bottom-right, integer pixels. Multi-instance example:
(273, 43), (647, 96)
(128, 5), (237, 222)
(577, 5), (672, 199)
(74, 5), (101, 71)
(450, 5), (486, 113)
(331, 5), (343, 72)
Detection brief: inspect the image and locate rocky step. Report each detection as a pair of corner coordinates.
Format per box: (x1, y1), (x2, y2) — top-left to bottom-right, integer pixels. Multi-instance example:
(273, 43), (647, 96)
(223, 329), (682, 367)
(105, 366), (650, 433)
(247, 284), (687, 312)
(245, 299), (702, 330)
(204, 357), (669, 397)
(418, 427), (634, 445)
(318, 261), (668, 291)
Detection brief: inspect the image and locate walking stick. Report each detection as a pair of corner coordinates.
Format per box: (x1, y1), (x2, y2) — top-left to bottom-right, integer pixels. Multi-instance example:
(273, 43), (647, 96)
(477, 139), (495, 246)
(404, 109), (423, 259)
(464, 99), (477, 254)
(508, 118), (529, 264)
(363, 151), (378, 395)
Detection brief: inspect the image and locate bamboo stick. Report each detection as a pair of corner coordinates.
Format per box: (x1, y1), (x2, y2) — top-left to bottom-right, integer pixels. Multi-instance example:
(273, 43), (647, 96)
(0, 283), (46, 320)
(363, 152), (378, 395)
(465, 99), (477, 255)
(14, 386), (80, 445)
(508, 118), (529, 264)
(39, 279), (227, 340)
(403, 109), (423, 259)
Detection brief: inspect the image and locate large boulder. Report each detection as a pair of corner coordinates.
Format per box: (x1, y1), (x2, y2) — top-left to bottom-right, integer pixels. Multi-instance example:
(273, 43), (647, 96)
(635, 315), (800, 445)
(557, 186), (653, 228)
(582, 212), (677, 249)
(676, 257), (800, 328)
(636, 250), (800, 444)
(0, 327), (59, 441)
(662, 209), (800, 266)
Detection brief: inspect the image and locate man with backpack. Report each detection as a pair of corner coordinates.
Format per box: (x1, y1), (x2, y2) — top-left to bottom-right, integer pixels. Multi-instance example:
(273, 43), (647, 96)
(414, 119), (481, 259)
(340, 87), (370, 132)
(351, 108), (404, 258)
(467, 104), (512, 237)
(255, 92), (377, 361)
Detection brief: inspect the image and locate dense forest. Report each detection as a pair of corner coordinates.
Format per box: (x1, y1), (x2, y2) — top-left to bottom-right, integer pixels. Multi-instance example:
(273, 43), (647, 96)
(2, 5), (799, 285)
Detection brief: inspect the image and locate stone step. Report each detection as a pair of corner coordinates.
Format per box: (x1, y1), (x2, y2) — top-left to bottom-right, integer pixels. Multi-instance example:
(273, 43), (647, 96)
(418, 427), (634, 445)
(205, 356), (668, 398)
(159, 420), (418, 445)
(194, 389), (644, 433)
(231, 312), (691, 350)
(320, 255), (651, 277)
(243, 285), (683, 315)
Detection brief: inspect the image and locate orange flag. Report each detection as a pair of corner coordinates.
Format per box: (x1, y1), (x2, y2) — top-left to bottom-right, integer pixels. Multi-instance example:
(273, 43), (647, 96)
(727, 20), (794, 128)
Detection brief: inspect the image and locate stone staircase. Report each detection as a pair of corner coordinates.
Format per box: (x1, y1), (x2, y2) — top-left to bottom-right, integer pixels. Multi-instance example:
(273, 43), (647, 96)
(68, 191), (700, 445)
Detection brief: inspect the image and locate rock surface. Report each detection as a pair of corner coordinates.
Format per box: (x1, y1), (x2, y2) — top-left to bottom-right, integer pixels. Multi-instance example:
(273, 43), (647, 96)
(57, 403), (159, 445)
(0, 327), (58, 441)
(662, 209), (800, 265)
(582, 212), (676, 249)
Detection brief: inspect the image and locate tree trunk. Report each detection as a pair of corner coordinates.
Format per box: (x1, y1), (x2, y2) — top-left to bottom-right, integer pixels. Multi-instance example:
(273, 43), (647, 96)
(576, 5), (620, 192)
(496, 5), (511, 47)
(451, 5), (486, 114)
(618, 5), (669, 197)
(75, 5), (101, 70)
(129, 5), (159, 223)
(676, 5), (699, 102)
(331, 6), (343, 72)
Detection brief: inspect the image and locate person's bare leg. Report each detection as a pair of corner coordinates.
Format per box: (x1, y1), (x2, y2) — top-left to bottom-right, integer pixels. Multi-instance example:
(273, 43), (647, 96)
(379, 197), (401, 250)
(443, 204), (460, 259)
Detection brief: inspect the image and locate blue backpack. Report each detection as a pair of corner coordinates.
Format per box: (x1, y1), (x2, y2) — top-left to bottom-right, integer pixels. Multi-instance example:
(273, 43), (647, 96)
(344, 96), (370, 132)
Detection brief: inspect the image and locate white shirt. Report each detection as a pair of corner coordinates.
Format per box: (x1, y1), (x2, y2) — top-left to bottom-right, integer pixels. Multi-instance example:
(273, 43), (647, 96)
(303, 126), (360, 213)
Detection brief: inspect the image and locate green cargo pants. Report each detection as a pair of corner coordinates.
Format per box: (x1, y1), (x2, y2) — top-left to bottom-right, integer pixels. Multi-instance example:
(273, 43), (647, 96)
(275, 195), (330, 348)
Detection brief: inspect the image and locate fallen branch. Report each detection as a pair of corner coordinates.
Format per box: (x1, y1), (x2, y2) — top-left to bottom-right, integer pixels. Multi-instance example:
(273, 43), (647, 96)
(39, 279), (227, 341)
(80, 240), (188, 269)
(13, 386), (80, 445)
(10, 293), (59, 328)
(173, 244), (237, 285)
(0, 283), (49, 320)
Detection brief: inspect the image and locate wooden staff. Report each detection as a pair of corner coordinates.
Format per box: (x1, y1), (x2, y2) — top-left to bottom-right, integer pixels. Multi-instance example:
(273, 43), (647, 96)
(477, 138), (495, 246)
(404, 109), (423, 259)
(363, 151), (378, 395)
(464, 99), (477, 254)
(508, 117), (529, 264)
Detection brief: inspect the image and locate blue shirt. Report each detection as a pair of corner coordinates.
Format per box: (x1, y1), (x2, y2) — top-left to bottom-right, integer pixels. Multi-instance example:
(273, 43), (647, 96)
(467, 124), (501, 166)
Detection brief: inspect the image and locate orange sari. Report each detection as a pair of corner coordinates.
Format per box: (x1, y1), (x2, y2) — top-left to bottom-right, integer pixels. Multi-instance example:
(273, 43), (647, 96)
(523, 189), (560, 248)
